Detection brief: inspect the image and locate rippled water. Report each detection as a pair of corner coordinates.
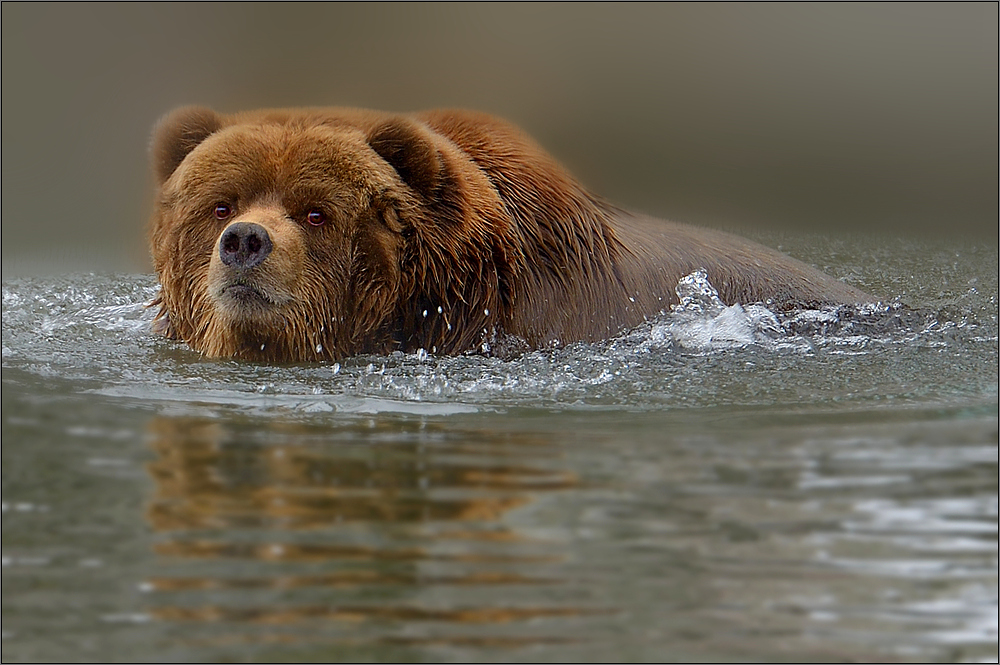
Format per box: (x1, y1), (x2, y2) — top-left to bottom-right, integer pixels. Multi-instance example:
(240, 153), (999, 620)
(2, 234), (997, 662)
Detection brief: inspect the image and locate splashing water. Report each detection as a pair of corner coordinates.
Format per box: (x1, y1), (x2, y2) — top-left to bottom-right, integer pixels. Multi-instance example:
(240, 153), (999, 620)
(658, 268), (783, 350)
(673, 267), (727, 314)
(2, 261), (993, 415)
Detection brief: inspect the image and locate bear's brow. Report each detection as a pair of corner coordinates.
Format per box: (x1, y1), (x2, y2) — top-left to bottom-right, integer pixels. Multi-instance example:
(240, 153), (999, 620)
(280, 186), (348, 214)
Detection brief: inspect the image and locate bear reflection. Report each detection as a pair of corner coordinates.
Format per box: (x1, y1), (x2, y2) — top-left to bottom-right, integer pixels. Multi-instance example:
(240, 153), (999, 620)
(145, 416), (575, 532)
(141, 415), (595, 641)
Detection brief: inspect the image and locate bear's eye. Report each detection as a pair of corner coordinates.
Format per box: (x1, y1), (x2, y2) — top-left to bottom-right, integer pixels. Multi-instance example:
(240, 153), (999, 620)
(305, 209), (326, 227)
(214, 203), (233, 220)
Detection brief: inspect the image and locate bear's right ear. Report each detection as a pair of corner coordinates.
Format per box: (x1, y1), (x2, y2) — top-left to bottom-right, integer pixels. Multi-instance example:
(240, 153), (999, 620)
(150, 106), (222, 184)
(368, 118), (445, 199)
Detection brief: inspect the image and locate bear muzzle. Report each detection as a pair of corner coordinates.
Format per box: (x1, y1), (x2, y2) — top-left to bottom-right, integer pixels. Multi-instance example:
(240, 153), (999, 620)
(207, 218), (302, 316)
(211, 221), (279, 309)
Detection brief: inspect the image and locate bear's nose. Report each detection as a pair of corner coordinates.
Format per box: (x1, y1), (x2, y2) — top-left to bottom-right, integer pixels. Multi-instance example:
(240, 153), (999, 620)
(218, 222), (273, 269)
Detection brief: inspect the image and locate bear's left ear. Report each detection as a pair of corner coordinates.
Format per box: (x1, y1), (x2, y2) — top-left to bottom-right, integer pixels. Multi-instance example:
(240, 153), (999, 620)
(150, 106), (222, 184)
(368, 118), (445, 199)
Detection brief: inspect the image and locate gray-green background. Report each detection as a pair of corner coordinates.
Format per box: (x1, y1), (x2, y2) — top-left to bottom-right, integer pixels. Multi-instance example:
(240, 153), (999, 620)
(2, 3), (997, 277)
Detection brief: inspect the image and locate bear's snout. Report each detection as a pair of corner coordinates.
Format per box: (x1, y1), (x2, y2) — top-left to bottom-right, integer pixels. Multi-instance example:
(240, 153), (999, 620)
(219, 222), (273, 269)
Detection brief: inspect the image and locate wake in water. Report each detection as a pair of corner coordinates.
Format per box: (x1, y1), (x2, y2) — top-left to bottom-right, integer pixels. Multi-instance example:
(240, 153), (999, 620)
(0, 269), (930, 360)
(2, 266), (993, 414)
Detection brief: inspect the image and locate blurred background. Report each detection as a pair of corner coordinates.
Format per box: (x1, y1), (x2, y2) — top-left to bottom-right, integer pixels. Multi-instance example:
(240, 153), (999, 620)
(2, 3), (996, 277)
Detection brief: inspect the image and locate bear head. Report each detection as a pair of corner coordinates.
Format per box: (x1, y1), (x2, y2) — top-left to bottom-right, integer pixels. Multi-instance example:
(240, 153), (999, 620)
(148, 107), (522, 362)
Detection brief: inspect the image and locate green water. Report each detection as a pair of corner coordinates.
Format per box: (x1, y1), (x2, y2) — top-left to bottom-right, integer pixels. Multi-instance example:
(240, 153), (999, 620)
(2, 234), (997, 662)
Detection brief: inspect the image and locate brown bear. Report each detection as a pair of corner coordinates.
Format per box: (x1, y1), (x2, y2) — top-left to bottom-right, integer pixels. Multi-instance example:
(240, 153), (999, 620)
(148, 106), (872, 362)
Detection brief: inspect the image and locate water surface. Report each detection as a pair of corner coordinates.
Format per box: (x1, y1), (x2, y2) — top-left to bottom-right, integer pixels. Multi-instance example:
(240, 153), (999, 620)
(3, 233), (997, 662)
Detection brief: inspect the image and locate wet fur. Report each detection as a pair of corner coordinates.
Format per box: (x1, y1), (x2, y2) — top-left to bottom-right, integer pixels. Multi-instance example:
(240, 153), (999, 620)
(149, 106), (872, 362)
